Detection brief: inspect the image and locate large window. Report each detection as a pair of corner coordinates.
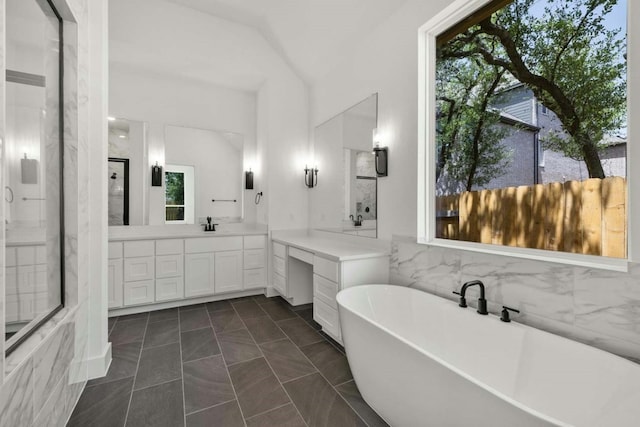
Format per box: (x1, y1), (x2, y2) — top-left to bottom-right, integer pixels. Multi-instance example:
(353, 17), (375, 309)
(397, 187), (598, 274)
(419, 0), (632, 269)
(165, 164), (194, 224)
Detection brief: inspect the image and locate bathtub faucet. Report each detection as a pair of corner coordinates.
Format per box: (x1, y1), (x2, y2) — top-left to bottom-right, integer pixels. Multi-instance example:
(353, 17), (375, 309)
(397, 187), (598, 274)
(453, 280), (488, 315)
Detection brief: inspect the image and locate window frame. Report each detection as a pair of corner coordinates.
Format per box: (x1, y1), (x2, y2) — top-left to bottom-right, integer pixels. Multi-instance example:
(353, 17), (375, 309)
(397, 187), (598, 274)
(417, 0), (637, 271)
(164, 164), (195, 224)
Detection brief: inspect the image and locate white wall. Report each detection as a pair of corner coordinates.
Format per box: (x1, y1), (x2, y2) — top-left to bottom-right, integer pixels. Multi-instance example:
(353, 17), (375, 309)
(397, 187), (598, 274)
(109, 0), (309, 230)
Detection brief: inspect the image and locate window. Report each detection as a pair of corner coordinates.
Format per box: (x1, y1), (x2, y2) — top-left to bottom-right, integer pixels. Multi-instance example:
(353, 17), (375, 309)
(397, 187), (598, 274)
(165, 164), (194, 224)
(418, 0), (632, 270)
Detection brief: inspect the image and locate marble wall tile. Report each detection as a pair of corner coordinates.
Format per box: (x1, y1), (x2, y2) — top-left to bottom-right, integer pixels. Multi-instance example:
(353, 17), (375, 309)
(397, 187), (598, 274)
(0, 359), (34, 427)
(0, 0), (6, 382)
(33, 322), (75, 411)
(33, 369), (85, 427)
(390, 237), (640, 360)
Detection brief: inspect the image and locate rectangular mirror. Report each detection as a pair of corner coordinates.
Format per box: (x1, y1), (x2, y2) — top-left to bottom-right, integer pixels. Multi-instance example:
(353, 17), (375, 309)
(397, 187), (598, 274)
(311, 94), (378, 238)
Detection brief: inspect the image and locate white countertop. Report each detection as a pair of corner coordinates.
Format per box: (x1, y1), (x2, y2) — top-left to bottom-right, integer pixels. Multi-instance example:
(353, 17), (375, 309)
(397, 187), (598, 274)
(272, 230), (388, 261)
(109, 224), (268, 241)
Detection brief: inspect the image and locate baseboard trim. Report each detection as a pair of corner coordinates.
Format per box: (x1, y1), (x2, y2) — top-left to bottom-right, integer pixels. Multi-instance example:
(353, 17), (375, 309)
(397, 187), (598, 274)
(86, 342), (112, 380)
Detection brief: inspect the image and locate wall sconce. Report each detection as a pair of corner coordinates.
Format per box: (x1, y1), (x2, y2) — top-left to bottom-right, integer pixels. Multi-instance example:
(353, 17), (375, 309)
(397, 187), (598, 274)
(304, 165), (318, 188)
(151, 162), (163, 186)
(372, 128), (388, 177)
(245, 169), (254, 190)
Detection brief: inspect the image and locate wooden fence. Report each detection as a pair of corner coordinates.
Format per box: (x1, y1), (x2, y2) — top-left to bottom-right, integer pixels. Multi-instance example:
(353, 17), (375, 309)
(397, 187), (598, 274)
(435, 177), (626, 258)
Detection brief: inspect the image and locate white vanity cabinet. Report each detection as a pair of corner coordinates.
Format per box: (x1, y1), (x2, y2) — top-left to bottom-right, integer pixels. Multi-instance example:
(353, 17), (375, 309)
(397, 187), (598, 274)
(214, 251), (243, 293)
(108, 242), (124, 308)
(155, 239), (184, 302)
(184, 236), (243, 297)
(270, 233), (389, 344)
(123, 241), (155, 306)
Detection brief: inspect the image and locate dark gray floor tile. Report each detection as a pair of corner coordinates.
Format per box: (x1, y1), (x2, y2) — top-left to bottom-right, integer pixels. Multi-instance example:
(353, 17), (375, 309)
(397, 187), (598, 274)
(232, 299), (267, 319)
(206, 300), (234, 313)
(68, 377), (132, 427)
(260, 300), (297, 321)
(117, 312), (149, 322)
(243, 315), (286, 344)
(148, 308), (179, 323)
(277, 317), (324, 347)
(290, 302), (312, 312)
(260, 339), (316, 382)
(300, 341), (352, 385)
(251, 294), (270, 304)
(134, 343), (181, 390)
(217, 328), (262, 365)
(284, 373), (366, 427)
(245, 403), (306, 427)
(297, 308), (322, 330)
(209, 309), (245, 333)
(180, 303), (206, 311)
(186, 401), (244, 427)
(181, 327), (220, 362)
(126, 379), (184, 427)
(336, 380), (389, 427)
(109, 318), (147, 346)
(319, 332), (346, 354)
(183, 355), (235, 414)
(143, 318), (179, 348)
(87, 341), (141, 387)
(228, 357), (290, 418)
(180, 307), (211, 332)
(108, 317), (117, 335)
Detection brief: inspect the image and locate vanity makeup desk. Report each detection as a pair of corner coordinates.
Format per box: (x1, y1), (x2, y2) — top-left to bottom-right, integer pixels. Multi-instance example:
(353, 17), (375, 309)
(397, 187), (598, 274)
(270, 230), (389, 344)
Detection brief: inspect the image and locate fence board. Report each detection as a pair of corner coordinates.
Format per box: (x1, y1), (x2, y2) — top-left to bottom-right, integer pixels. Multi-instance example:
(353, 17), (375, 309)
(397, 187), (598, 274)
(602, 177), (626, 258)
(545, 182), (565, 251)
(516, 185), (532, 248)
(563, 180), (583, 254)
(480, 189), (493, 244)
(530, 184), (546, 250)
(582, 178), (602, 255)
(502, 187), (517, 246)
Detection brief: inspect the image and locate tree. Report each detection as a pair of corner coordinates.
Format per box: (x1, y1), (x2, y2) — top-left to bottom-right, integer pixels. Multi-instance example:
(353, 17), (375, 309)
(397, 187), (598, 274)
(436, 56), (513, 192)
(440, 0), (626, 178)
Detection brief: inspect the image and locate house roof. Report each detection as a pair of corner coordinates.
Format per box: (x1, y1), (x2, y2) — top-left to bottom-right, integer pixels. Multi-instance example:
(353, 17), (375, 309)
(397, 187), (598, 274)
(498, 111), (539, 132)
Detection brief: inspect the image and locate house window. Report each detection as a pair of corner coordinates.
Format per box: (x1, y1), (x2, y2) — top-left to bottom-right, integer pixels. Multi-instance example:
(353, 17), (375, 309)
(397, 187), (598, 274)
(418, 0), (630, 269)
(165, 165), (195, 224)
(540, 104), (549, 116)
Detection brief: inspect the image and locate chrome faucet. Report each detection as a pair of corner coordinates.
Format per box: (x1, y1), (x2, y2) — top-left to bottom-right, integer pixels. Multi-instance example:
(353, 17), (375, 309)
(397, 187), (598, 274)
(453, 280), (488, 315)
(349, 214), (363, 227)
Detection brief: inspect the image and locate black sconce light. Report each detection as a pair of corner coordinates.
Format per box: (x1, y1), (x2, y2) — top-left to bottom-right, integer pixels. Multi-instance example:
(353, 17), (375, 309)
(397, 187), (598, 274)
(373, 146), (388, 177)
(304, 165), (318, 188)
(245, 169), (254, 190)
(151, 162), (163, 186)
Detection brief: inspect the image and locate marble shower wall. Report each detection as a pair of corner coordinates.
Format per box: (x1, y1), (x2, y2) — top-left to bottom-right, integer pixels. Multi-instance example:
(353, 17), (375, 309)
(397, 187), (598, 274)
(0, 0), (94, 425)
(391, 236), (640, 362)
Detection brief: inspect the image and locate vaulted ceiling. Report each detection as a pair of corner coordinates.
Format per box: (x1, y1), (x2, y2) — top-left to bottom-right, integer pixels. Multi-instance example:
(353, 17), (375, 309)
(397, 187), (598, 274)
(165, 0), (409, 83)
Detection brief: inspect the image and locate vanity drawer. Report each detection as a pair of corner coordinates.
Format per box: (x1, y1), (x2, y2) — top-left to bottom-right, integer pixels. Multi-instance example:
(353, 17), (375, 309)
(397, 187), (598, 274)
(155, 254), (184, 278)
(289, 247), (313, 264)
(124, 241), (155, 258)
(244, 249), (265, 269)
(273, 272), (286, 295)
(155, 277), (184, 302)
(273, 256), (286, 278)
(156, 239), (184, 255)
(108, 242), (123, 259)
(313, 297), (341, 341)
(124, 280), (155, 306)
(313, 256), (339, 283)
(244, 235), (266, 249)
(272, 242), (286, 258)
(124, 257), (155, 282)
(313, 274), (338, 309)
(185, 236), (242, 253)
(244, 268), (265, 288)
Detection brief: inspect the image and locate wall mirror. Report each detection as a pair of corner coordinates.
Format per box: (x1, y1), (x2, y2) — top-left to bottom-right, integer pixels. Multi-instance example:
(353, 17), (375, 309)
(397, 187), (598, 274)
(108, 117), (146, 225)
(164, 125), (243, 223)
(311, 94), (378, 238)
(5, 0), (64, 353)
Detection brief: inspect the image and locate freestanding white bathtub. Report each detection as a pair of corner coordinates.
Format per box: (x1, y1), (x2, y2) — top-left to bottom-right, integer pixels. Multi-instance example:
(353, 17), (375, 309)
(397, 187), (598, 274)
(337, 285), (640, 427)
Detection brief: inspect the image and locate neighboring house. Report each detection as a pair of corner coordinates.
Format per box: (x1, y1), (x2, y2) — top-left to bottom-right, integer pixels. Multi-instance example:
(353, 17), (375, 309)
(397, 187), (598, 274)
(492, 83), (626, 184)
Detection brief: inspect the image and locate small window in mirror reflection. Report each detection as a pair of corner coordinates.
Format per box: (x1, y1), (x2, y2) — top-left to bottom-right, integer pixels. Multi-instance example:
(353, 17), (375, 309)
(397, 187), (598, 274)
(165, 171), (185, 222)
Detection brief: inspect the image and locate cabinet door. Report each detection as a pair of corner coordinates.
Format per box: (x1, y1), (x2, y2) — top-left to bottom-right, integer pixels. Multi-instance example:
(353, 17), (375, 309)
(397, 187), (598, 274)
(156, 254), (184, 279)
(124, 280), (155, 306)
(108, 259), (124, 309)
(156, 277), (184, 302)
(243, 249), (265, 269)
(214, 251), (243, 294)
(185, 253), (215, 297)
(124, 257), (154, 282)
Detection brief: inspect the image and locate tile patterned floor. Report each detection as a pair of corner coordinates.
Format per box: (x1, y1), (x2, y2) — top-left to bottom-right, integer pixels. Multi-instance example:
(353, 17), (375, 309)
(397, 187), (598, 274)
(68, 295), (388, 427)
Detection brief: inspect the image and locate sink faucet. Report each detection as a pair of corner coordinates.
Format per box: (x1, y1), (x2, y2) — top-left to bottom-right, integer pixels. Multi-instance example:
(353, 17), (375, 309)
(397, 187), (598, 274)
(453, 280), (488, 315)
(349, 214), (363, 227)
